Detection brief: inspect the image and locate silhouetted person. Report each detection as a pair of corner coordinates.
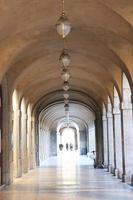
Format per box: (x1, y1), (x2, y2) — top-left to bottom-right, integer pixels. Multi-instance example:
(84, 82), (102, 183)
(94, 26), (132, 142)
(59, 144), (63, 151)
(66, 143), (69, 151)
(91, 150), (96, 168)
(70, 143), (73, 151)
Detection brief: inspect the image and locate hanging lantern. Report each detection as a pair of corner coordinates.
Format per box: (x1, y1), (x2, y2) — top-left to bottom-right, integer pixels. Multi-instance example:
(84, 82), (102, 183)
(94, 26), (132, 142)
(62, 81), (69, 91)
(64, 99), (69, 104)
(65, 108), (69, 118)
(56, 0), (71, 38)
(59, 49), (71, 67)
(56, 14), (71, 38)
(56, 0), (72, 120)
(64, 103), (69, 111)
(61, 68), (70, 81)
(63, 92), (70, 99)
(65, 108), (70, 126)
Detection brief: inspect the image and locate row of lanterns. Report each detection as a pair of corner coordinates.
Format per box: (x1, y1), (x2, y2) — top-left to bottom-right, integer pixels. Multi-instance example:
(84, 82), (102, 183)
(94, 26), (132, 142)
(56, 0), (71, 126)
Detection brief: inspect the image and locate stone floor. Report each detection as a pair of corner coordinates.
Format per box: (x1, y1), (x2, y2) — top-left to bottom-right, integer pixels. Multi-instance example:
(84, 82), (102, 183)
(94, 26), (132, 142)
(0, 155), (133, 200)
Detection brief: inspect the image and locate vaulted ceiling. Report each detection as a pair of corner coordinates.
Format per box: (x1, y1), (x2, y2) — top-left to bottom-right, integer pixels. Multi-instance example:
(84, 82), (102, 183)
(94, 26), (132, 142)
(39, 103), (95, 131)
(1, 0), (133, 111)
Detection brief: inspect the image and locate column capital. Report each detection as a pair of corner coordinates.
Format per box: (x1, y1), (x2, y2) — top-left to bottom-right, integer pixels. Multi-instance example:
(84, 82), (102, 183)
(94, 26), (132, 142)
(22, 113), (28, 120)
(9, 104), (13, 113)
(121, 102), (132, 110)
(107, 112), (112, 118)
(17, 109), (21, 116)
(31, 117), (35, 122)
(102, 115), (107, 121)
(113, 107), (120, 115)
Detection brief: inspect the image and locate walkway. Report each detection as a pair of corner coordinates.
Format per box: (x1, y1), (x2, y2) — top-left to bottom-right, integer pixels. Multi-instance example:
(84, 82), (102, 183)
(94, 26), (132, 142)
(0, 156), (133, 200)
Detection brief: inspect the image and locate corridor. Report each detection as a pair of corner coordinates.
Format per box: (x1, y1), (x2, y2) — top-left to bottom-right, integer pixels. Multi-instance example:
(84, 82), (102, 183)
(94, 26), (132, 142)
(1, 0), (133, 199)
(0, 156), (133, 200)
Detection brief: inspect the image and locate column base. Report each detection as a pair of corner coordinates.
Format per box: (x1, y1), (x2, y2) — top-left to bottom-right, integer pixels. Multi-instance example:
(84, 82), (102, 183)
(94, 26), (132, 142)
(112, 167), (116, 176)
(115, 169), (120, 178)
(106, 165), (109, 172)
(121, 174), (126, 182)
(109, 165), (114, 174)
(0, 184), (6, 191)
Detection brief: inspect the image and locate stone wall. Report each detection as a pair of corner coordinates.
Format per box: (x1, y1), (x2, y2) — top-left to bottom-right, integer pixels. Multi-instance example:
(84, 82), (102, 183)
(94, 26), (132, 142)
(88, 122), (96, 153)
(80, 130), (87, 155)
(50, 131), (57, 156)
(39, 129), (50, 166)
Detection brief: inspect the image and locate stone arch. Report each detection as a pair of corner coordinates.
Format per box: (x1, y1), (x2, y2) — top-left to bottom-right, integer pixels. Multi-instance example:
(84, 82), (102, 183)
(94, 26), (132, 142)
(122, 73), (133, 181)
(113, 87), (122, 178)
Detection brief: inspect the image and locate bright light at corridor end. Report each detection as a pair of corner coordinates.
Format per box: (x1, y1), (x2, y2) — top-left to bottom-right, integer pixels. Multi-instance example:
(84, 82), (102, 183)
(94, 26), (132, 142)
(62, 128), (75, 147)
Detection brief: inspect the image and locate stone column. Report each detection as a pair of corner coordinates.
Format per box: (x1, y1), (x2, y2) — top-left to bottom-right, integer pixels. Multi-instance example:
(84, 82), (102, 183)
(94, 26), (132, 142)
(39, 127), (47, 165)
(86, 127), (89, 153)
(50, 131), (57, 156)
(121, 101), (133, 182)
(113, 107), (122, 178)
(21, 113), (28, 173)
(75, 130), (78, 151)
(27, 115), (33, 170)
(31, 118), (36, 169)
(107, 112), (114, 173)
(120, 104), (126, 182)
(112, 114), (116, 174)
(102, 115), (108, 168)
(88, 122), (96, 153)
(77, 129), (80, 155)
(18, 110), (22, 177)
(35, 119), (39, 166)
(95, 116), (104, 165)
(56, 131), (60, 156)
(13, 109), (22, 178)
(1, 78), (14, 185)
(2, 103), (13, 185)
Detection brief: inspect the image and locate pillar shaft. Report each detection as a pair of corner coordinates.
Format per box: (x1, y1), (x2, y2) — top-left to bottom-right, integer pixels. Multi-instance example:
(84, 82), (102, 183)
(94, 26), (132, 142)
(113, 108), (123, 178)
(107, 112), (114, 172)
(102, 116), (108, 168)
(120, 106), (126, 182)
(21, 113), (28, 173)
(112, 114), (116, 172)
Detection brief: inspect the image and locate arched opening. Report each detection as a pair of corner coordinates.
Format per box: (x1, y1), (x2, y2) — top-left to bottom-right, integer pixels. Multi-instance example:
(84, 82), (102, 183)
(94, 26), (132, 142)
(113, 87), (122, 178)
(107, 96), (114, 173)
(58, 127), (78, 160)
(38, 103), (96, 166)
(122, 73), (133, 182)
(11, 91), (36, 182)
(62, 128), (77, 150)
(57, 122), (80, 157)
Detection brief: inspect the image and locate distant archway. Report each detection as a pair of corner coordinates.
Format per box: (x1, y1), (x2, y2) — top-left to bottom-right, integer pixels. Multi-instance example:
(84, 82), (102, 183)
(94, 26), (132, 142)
(57, 121), (80, 156)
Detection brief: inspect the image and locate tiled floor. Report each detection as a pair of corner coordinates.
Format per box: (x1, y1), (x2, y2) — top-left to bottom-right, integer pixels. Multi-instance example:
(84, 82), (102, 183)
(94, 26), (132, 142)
(0, 156), (133, 200)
